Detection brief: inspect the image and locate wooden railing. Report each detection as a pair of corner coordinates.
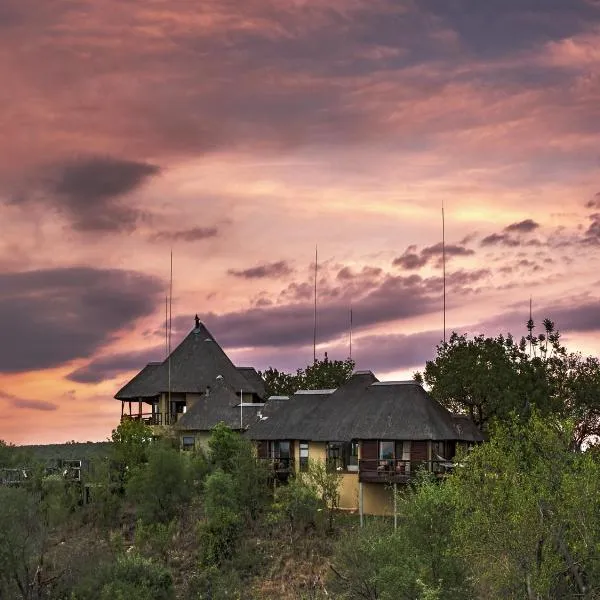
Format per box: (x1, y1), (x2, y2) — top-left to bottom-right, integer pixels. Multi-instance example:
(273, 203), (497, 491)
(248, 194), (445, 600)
(258, 457), (295, 475)
(358, 458), (453, 483)
(121, 412), (166, 426)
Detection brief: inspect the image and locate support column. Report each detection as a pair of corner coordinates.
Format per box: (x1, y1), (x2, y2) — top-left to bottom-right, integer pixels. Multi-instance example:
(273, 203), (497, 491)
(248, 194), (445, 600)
(427, 440), (433, 471)
(393, 483), (397, 530)
(359, 481), (364, 527)
(121, 401), (124, 417)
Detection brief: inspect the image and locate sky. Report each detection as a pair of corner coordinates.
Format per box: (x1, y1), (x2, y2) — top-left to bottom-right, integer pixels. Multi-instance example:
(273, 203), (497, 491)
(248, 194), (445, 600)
(1, 0), (599, 444)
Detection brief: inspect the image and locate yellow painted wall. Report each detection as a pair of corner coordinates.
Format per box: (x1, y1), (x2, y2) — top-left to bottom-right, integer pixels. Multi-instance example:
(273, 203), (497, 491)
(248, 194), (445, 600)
(302, 442), (360, 512)
(362, 483), (394, 516)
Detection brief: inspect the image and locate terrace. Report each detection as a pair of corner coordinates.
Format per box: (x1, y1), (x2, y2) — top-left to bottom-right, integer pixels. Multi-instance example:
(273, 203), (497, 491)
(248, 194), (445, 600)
(358, 458), (454, 484)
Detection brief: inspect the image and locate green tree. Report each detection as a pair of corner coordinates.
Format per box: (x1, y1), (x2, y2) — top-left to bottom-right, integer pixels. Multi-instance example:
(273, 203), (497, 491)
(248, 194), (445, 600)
(198, 469), (243, 566)
(448, 412), (600, 599)
(111, 418), (153, 473)
(207, 423), (269, 521)
(416, 321), (564, 431)
(0, 487), (47, 600)
(126, 443), (191, 524)
(69, 553), (174, 600)
(260, 354), (355, 397)
(304, 459), (341, 532)
(561, 354), (600, 450)
(273, 474), (322, 539)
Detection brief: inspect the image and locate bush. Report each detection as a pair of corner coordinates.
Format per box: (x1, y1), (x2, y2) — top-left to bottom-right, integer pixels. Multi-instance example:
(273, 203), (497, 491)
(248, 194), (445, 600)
(126, 444), (191, 524)
(198, 470), (242, 566)
(273, 475), (322, 538)
(69, 553), (175, 600)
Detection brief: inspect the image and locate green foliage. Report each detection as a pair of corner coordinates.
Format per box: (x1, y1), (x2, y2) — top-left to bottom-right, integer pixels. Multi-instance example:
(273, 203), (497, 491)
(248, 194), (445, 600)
(111, 418), (153, 472)
(127, 443), (191, 524)
(0, 439), (33, 467)
(207, 423), (269, 521)
(0, 487), (46, 600)
(330, 474), (472, 600)
(418, 321), (577, 432)
(69, 553), (175, 600)
(303, 459), (341, 532)
(135, 519), (178, 563)
(273, 475), (322, 537)
(85, 458), (123, 530)
(448, 412), (600, 598)
(188, 565), (243, 599)
(260, 354), (355, 397)
(198, 469), (243, 566)
(40, 474), (81, 527)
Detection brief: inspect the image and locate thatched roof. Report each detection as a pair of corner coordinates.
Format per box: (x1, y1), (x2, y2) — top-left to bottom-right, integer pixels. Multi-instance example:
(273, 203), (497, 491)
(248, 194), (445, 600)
(236, 367), (266, 398)
(246, 371), (483, 442)
(115, 321), (264, 400)
(174, 378), (262, 432)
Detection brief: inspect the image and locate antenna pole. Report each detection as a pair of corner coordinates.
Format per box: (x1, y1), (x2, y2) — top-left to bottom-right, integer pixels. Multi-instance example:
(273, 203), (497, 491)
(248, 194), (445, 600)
(240, 389), (243, 431)
(313, 245), (318, 363)
(168, 251), (173, 421)
(349, 304), (353, 360)
(442, 202), (446, 346)
(165, 296), (168, 359)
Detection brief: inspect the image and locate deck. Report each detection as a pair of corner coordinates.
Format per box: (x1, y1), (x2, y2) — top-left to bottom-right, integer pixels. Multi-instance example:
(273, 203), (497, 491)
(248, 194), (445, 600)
(358, 458), (453, 483)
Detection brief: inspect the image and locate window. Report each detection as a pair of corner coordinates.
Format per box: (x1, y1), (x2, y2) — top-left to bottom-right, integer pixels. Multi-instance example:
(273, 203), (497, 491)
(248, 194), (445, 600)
(182, 435), (195, 451)
(269, 440), (291, 459)
(299, 441), (309, 472)
(379, 441), (394, 460)
(326, 441), (360, 472)
(327, 442), (344, 472)
(347, 441), (359, 470)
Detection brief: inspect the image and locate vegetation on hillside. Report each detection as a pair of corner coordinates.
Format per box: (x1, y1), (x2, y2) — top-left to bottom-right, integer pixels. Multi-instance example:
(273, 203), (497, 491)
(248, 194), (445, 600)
(1, 320), (600, 598)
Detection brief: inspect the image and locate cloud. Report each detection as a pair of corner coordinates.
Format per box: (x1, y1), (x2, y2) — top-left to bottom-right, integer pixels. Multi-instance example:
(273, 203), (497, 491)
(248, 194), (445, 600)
(0, 267), (164, 373)
(67, 345), (164, 384)
(167, 265), (488, 351)
(0, 389), (57, 412)
(504, 219), (540, 233)
(393, 242), (474, 270)
(228, 261), (293, 279)
(150, 227), (219, 243)
(10, 156), (160, 233)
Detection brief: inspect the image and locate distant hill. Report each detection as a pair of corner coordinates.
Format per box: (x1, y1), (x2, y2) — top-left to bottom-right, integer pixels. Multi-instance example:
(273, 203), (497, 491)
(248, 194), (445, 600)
(21, 442), (113, 463)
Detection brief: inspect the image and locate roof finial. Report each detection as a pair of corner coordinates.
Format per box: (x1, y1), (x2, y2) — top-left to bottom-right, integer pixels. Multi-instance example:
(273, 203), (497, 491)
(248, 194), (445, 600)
(194, 314), (200, 329)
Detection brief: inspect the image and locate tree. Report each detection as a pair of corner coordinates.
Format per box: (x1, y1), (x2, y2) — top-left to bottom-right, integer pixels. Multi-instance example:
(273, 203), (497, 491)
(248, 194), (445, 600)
(260, 354), (355, 397)
(304, 459), (342, 532)
(111, 418), (153, 472)
(416, 321), (565, 431)
(126, 443), (191, 524)
(561, 354), (600, 450)
(0, 488), (47, 600)
(448, 412), (600, 599)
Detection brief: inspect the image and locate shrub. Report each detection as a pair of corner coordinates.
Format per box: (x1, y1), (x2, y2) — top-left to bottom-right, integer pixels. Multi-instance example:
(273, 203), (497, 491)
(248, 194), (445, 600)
(126, 444), (191, 524)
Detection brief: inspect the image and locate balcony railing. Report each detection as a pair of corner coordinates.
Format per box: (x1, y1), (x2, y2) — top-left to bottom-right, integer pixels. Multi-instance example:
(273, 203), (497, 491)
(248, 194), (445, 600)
(258, 457), (295, 477)
(358, 458), (454, 483)
(121, 412), (166, 426)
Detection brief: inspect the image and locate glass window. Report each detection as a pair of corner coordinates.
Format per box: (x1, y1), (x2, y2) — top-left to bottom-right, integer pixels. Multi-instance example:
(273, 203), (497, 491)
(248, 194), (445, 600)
(299, 441), (309, 472)
(182, 436), (195, 451)
(379, 441), (394, 460)
(347, 441), (359, 468)
(327, 442), (344, 472)
(270, 441), (290, 459)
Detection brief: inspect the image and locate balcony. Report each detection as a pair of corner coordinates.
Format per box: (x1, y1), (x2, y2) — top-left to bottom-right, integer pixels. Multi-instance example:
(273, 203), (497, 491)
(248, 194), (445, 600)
(120, 412), (171, 426)
(259, 457), (295, 481)
(358, 459), (453, 484)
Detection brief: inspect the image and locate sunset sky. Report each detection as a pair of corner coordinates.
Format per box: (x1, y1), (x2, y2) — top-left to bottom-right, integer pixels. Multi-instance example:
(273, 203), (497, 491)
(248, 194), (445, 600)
(1, 0), (599, 444)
